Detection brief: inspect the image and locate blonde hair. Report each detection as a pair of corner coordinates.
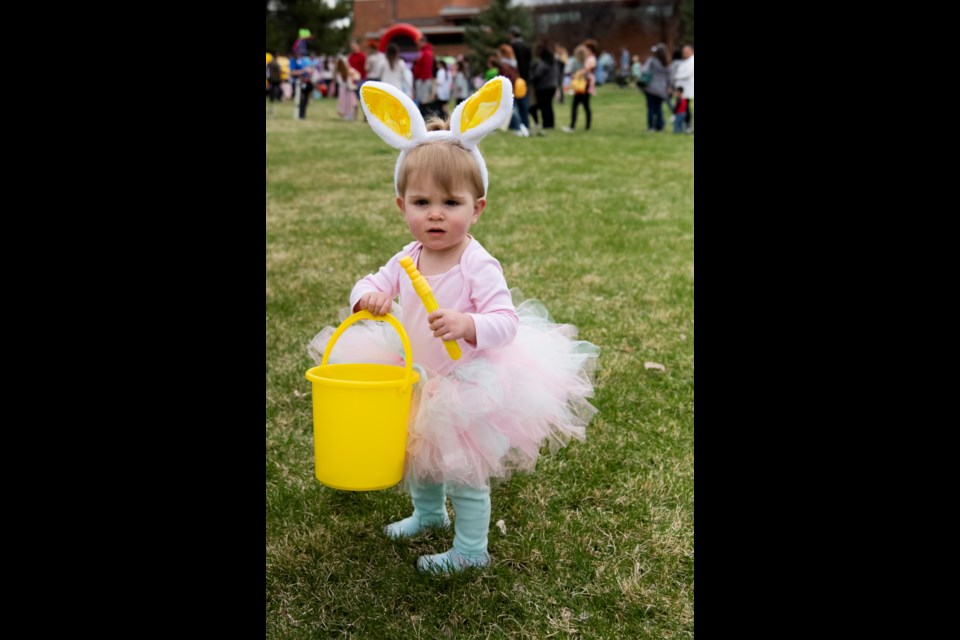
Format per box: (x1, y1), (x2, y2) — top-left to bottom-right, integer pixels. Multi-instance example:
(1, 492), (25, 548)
(574, 45), (587, 64)
(397, 119), (485, 199)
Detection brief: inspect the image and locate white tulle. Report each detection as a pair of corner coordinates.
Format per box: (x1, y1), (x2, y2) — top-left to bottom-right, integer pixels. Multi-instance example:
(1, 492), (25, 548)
(307, 291), (599, 489)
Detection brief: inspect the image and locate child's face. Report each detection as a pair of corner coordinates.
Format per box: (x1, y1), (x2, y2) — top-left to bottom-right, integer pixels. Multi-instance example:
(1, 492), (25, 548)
(397, 175), (485, 255)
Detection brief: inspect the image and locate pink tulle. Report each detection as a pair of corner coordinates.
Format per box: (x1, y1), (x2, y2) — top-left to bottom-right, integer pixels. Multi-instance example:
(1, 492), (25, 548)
(308, 293), (599, 489)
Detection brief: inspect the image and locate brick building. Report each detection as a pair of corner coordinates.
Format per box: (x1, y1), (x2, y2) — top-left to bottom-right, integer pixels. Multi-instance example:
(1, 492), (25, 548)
(354, 1), (687, 62)
(354, 0), (489, 58)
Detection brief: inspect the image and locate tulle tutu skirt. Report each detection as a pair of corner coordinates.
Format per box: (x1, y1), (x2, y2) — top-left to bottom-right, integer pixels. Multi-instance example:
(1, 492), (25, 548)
(307, 291), (599, 489)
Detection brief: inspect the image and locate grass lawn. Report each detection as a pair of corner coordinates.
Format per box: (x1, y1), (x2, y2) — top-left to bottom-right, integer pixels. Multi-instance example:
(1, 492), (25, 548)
(266, 84), (694, 639)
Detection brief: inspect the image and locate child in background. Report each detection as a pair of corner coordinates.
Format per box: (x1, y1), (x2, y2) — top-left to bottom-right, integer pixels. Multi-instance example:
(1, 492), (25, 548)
(483, 56), (500, 82)
(630, 54), (642, 87)
(336, 57), (360, 121)
(671, 86), (688, 133)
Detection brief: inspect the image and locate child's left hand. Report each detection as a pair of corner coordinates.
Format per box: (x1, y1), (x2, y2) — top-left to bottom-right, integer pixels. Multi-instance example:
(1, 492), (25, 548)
(428, 309), (476, 345)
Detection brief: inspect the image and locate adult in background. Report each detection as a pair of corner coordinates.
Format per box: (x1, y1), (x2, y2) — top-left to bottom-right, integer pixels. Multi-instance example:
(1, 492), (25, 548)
(295, 51), (315, 120)
(291, 28), (313, 58)
(555, 46), (569, 104)
(267, 52), (282, 114)
(596, 50), (614, 85)
(669, 47), (683, 84)
(289, 51), (308, 119)
(641, 43), (671, 132)
(413, 35), (436, 117)
(529, 44), (558, 130)
(365, 41), (386, 83)
(380, 44), (413, 99)
(619, 47), (631, 86)
(509, 26), (532, 131)
(435, 59), (451, 119)
(497, 44), (527, 136)
(673, 44), (694, 133)
(451, 60), (471, 106)
(348, 39), (366, 84)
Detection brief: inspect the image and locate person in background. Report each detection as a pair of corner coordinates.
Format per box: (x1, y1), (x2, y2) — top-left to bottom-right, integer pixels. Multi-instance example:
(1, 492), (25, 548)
(641, 43), (671, 132)
(435, 59), (451, 119)
(619, 47), (630, 86)
(365, 41), (386, 83)
(267, 52), (282, 114)
(495, 45), (527, 136)
(596, 49), (614, 85)
(670, 86), (688, 133)
(630, 54), (642, 87)
(673, 44), (694, 133)
(562, 43), (595, 132)
(451, 60), (471, 106)
(669, 47), (683, 88)
(413, 36), (437, 117)
(554, 46), (569, 105)
(296, 51), (315, 120)
(380, 44), (413, 99)
(348, 39), (367, 85)
(508, 26), (532, 132)
(291, 28), (314, 58)
(336, 56), (360, 121)
(529, 44), (558, 131)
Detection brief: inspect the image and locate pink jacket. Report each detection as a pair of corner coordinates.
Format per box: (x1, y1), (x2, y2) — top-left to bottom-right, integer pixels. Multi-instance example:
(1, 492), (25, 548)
(350, 239), (518, 375)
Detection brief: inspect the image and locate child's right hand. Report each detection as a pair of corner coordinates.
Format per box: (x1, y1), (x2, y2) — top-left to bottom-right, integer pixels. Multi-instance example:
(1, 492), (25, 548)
(356, 291), (393, 316)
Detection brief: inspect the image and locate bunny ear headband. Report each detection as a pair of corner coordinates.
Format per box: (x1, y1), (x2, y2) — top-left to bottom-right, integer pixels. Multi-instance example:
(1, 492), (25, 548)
(359, 76), (514, 198)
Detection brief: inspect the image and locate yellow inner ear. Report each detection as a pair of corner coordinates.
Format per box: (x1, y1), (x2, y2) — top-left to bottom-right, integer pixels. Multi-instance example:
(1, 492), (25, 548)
(362, 86), (412, 138)
(459, 81), (503, 134)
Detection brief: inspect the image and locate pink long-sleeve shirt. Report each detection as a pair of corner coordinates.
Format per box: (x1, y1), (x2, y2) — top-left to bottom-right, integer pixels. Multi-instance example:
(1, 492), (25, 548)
(350, 239), (519, 375)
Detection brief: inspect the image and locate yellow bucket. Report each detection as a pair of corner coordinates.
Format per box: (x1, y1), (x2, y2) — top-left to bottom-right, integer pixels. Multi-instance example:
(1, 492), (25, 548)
(305, 310), (419, 491)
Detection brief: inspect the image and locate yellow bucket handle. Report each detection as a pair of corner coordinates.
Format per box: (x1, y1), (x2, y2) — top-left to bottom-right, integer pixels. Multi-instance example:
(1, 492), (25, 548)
(320, 310), (417, 386)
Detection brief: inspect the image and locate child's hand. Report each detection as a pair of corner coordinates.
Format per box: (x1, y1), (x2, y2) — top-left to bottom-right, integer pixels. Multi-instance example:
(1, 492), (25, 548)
(357, 292), (393, 316)
(428, 309), (476, 345)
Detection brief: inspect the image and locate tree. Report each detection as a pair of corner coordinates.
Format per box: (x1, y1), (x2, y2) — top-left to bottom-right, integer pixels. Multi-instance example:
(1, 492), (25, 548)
(679, 0), (693, 45)
(463, 0), (533, 77)
(265, 0), (353, 56)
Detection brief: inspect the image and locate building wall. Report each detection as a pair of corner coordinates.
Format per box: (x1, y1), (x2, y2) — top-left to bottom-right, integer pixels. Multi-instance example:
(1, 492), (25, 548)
(354, 0), (489, 58)
(533, 1), (685, 63)
(354, 0), (394, 44)
(354, 0), (489, 37)
(354, 1), (684, 68)
(397, 0), (444, 19)
(395, 0), (488, 21)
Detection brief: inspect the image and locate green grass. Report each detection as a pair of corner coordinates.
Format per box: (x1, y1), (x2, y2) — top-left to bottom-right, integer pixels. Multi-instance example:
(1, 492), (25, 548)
(266, 85), (693, 639)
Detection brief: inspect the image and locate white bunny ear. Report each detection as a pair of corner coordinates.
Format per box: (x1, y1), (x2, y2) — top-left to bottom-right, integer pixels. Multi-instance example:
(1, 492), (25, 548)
(360, 81), (427, 150)
(450, 76), (514, 149)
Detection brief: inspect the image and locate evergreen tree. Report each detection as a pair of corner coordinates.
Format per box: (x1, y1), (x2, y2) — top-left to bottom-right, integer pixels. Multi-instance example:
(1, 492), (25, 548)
(266, 0), (353, 56)
(463, 0), (533, 79)
(680, 0), (694, 45)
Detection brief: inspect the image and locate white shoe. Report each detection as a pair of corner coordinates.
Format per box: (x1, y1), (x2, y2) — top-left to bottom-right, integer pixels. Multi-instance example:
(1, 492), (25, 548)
(519, 124), (530, 137)
(561, 126), (574, 133)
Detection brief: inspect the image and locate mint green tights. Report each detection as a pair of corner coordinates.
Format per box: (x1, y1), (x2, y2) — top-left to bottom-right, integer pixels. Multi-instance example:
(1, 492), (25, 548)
(384, 481), (492, 573)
